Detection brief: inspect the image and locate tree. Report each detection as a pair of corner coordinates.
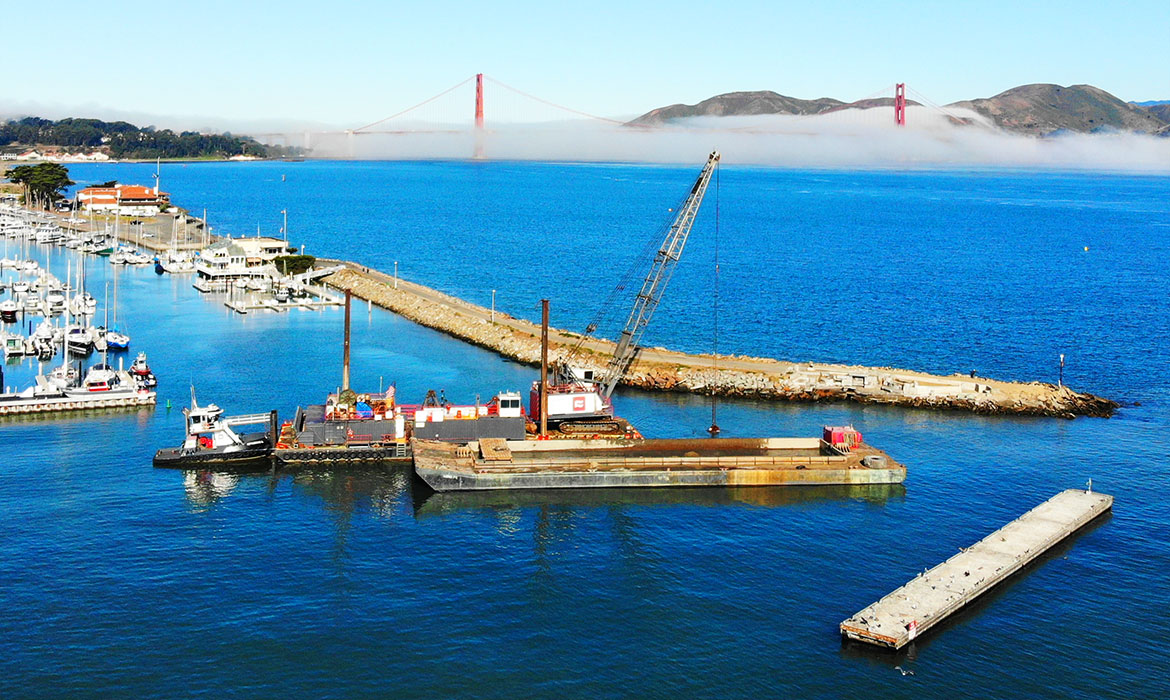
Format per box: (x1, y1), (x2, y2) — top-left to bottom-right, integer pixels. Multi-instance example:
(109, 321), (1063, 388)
(4, 163), (74, 209)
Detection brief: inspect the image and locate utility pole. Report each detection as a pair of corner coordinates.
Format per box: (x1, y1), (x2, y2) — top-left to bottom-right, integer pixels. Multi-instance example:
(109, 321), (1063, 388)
(281, 209), (287, 243)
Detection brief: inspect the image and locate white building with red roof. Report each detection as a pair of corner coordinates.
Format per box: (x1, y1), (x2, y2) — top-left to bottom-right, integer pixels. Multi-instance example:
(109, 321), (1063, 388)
(77, 183), (171, 216)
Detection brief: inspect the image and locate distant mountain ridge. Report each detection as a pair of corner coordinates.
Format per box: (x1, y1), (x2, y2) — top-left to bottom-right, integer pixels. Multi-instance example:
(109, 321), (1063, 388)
(632, 84), (1169, 136)
(951, 84), (1164, 136)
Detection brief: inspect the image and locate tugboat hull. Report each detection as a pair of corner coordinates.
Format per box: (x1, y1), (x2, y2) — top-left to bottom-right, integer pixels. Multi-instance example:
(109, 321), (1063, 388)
(152, 432), (273, 468)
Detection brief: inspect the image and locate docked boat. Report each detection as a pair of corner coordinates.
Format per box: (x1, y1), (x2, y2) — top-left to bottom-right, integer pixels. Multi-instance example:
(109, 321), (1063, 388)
(153, 392), (274, 468)
(129, 351), (157, 388)
(0, 365), (156, 416)
(105, 327), (130, 351)
(0, 299), (17, 323)
(65, 327), (94, 355)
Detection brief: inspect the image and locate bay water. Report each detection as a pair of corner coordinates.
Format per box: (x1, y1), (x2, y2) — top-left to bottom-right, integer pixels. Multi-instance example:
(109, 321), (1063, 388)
(1, 160), (1167, 698)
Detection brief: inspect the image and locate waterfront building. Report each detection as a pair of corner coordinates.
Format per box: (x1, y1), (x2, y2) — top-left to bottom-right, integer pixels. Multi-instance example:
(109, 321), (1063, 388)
(194, 236), (288, 285)
(77, 184), (170, 216)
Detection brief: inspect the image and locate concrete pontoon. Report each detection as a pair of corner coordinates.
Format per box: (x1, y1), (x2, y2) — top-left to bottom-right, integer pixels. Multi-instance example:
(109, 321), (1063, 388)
(840, 488), (1113, 650)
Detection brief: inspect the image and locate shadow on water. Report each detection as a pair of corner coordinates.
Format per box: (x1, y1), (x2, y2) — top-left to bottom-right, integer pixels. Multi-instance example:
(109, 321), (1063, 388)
(179, 462), (906, 520)
(411, 482), (905, 519)
(181, 463), (417, 514)
(837, 510), (1114, 668)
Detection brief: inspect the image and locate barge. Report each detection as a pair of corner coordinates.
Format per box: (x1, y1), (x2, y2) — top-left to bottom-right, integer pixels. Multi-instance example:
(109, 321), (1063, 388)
(412, 427), (905, 492)
(273, 386), (531, 466)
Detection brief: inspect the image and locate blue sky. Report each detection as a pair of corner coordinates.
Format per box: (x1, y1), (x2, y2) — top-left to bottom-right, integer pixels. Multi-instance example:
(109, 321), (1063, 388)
(4, 0), (1168, 128)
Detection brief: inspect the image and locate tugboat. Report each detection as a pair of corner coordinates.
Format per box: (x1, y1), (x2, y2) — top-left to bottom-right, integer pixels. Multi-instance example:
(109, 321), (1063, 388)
(130, 351), (157, 389)
(153, 391), (274, 468)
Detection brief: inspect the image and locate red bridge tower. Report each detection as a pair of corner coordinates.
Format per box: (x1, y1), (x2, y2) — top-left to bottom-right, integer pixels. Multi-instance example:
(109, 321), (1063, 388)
(894, 83), (906, 126)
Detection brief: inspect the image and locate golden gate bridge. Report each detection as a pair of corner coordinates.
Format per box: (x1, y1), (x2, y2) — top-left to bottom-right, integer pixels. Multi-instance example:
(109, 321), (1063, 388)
(250, 75), (969, 159)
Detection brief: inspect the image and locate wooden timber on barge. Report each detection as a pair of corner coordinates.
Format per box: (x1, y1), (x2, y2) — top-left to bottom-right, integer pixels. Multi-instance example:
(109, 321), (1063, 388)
(840, 488), (1113, 650)
(412, 434), (905, 492)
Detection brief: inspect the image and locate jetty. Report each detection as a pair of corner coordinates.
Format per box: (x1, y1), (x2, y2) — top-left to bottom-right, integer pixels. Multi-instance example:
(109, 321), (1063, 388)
(317, 261), (1118, 419)
(840, 488), (1113, 650)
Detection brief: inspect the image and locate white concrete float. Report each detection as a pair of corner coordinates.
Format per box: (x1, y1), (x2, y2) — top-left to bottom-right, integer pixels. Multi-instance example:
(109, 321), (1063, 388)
(840, 488), (1113, 649)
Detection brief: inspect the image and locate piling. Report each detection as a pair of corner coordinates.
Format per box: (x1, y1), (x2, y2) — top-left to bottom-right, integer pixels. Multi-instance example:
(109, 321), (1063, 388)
(342, 290), (351, 391)
(540, 298), (549, 437)
(840, 488), (1113, 649)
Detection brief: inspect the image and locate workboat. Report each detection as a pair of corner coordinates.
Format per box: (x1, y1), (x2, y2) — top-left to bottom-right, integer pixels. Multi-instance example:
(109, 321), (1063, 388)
(153, 392), (273, 468)
(130, 351), (157, 389)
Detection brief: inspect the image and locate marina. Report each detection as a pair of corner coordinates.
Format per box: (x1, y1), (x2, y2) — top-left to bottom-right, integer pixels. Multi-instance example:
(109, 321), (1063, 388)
(840, 488), (1114, 650)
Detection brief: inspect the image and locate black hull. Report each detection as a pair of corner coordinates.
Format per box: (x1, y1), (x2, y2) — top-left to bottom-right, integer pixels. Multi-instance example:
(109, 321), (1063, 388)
(153, 445), (273, 469)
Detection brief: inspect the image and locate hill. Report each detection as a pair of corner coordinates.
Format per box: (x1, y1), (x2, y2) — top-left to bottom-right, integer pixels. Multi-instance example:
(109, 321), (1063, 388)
(1140, 103), (1170, 123)
(949, 84), (1166, 135)
(631, 83), (1169, 136)
(0, 117), (284, 159)
(629, 91), (845, 125)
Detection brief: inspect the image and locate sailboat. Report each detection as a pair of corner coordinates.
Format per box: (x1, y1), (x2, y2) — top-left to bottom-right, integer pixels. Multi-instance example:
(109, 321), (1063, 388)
(105, 268), (130, 351)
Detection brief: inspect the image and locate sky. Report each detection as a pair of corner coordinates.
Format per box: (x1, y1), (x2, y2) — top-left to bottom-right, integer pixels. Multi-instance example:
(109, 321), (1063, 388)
(2, 0), (1169, 131)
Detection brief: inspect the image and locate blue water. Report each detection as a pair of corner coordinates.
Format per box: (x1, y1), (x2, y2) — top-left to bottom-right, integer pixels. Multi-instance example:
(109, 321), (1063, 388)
(2, 161), (1168, 698)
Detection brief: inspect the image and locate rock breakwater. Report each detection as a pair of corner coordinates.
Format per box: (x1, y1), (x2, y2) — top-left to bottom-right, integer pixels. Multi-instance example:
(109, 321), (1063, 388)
(320, 262), (1117, 419)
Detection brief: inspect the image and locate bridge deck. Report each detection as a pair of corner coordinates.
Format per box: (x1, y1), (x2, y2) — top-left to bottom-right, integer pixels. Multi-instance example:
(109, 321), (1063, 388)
(840, 488), (1112, 649)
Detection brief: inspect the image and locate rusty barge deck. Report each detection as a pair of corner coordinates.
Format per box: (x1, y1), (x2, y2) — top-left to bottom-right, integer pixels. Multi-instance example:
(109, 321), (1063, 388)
(412, 436), (905, 492)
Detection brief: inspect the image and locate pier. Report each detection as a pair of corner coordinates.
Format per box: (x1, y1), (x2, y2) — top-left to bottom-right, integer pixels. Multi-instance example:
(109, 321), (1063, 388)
(840, 488), (1113, 650)
(318, 262), (1118, 419)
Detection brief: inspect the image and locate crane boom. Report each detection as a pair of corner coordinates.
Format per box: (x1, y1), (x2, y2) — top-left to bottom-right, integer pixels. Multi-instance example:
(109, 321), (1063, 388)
(600, 150), (720, 398)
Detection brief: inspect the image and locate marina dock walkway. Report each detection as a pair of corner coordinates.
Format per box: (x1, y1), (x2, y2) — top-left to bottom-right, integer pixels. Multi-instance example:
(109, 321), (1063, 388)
(840, 488), (1113, 649)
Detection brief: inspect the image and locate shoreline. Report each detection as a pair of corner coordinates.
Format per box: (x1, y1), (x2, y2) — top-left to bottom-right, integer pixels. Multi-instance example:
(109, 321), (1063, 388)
(316, 260), (1118, 419)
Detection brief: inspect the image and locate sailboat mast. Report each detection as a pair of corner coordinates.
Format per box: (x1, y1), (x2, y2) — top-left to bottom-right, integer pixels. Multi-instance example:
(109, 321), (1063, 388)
(103, 282), (110, 365)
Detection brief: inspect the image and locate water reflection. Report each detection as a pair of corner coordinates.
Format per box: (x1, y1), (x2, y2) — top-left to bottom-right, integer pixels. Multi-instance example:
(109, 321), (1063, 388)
(413, 483), (905, 519)
(183, 469), (244, 509)
(180, 463), (904, 523)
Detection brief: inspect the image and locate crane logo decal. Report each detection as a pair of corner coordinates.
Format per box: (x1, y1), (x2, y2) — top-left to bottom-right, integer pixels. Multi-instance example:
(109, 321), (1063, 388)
(573, 397), (586, 411)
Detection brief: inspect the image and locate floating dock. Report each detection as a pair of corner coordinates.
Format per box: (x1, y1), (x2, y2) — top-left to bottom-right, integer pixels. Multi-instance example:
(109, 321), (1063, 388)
(840, 488), (1113, 650)
(412, 435), (905, 491)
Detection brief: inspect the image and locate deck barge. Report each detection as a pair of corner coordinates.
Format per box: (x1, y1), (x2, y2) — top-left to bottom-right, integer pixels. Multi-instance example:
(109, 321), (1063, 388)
(412, 434), (905, 492)
(840, 488), (1113, 650)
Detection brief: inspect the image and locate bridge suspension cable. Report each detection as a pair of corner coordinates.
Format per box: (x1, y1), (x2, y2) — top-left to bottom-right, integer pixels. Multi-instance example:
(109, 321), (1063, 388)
(905, 86), (972, 124)
(352, 75), (476, 133)
(484, 75), (628, 126)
